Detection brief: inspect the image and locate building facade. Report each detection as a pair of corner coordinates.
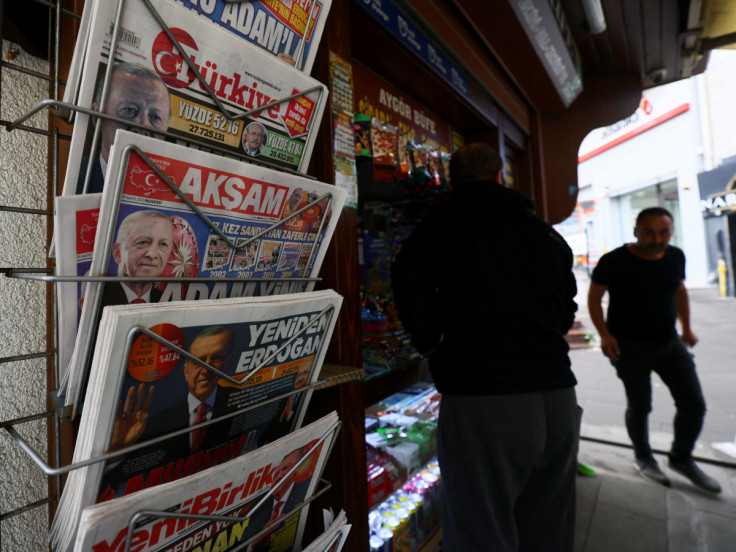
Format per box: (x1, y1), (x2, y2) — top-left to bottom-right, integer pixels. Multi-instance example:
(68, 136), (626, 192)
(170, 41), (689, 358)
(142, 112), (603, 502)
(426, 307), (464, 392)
(560, 50), (736, 293)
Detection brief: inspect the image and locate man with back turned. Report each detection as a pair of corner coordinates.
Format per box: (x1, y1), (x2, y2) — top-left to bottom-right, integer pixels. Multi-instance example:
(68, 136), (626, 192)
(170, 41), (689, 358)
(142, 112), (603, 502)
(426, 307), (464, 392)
(392, 143), (581, 550)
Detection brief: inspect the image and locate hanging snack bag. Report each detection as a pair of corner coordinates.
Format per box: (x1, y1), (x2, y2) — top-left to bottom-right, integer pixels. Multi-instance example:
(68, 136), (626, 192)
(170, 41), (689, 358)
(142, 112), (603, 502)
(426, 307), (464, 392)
(355, 113), (373, 157)
(371, 117), (398, 182)
(414, 147), (433, 191)
(428, 151), (442, 188)
(439, 151), (451, 184)
(397, 136), (411, 181)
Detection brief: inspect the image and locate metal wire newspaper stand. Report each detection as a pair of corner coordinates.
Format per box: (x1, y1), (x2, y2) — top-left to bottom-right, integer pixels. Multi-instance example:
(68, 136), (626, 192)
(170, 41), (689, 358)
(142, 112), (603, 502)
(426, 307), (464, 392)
(0, 1), (345, 549)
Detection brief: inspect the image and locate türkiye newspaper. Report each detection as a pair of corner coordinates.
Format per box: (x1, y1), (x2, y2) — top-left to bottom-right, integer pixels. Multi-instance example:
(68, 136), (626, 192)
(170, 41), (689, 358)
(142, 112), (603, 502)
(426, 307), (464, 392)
(63, 0), (328, 197)
(50, 291), (342, 552)
(71, 412), (340, 552)
(62, 0), (332, 111)
(59, 130), (346, 410)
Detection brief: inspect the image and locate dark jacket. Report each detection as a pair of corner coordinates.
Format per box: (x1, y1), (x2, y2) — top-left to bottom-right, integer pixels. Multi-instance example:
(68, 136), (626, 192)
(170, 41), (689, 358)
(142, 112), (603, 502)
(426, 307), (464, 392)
(391, 180), (577, 395)
(100, 282), (164, 308)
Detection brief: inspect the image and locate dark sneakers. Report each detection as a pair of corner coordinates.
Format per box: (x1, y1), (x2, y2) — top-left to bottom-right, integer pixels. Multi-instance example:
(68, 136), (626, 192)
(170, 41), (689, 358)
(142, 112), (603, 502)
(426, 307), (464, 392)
(668, 459), (722, 494)
(634, 457), (670, 486)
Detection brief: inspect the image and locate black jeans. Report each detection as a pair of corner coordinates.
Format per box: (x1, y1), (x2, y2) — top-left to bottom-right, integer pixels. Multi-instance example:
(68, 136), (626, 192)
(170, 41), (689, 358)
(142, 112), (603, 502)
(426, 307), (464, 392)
(612, 337), (706, 463)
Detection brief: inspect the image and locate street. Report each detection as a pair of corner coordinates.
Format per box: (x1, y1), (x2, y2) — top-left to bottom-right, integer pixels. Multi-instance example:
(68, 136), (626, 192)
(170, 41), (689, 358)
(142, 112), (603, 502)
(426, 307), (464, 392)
(571, 268), (736, 458)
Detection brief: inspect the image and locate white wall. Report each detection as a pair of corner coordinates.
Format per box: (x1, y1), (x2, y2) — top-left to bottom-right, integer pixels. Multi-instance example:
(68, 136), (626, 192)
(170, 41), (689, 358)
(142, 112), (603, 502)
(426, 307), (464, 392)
(703, 50), (736, 166)
(0, 40), (51, 552)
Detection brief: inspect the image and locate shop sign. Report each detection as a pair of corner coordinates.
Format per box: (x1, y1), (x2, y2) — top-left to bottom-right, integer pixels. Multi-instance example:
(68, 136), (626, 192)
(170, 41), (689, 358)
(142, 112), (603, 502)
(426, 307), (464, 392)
(353, 0), (469, 99)
(698, 164), (736, 218)
(701, 190), (736, 217)
(510, 0), (582, 107)
(352, 62), (452, 151)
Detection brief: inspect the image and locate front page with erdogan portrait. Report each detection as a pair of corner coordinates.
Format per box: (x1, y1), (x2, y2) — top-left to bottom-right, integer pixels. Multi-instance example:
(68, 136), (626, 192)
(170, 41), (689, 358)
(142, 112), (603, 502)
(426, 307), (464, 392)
(60, 130), (346, 412)
(50, 292), (342, 552)
(71, 411), (341, 552)
(63, 0), (328, 197)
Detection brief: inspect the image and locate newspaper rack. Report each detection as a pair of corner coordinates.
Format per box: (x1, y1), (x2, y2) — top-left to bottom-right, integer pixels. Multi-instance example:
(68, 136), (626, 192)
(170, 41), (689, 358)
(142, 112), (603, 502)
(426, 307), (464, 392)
(3, 295), (337, 472)
(6, 0), (327, 191)
(121, 477), (334, 552)
(118, 416), (341, 552)
(5, 139), (340, 419)
(3, 411), (341, 552)
(52, 0), (323, 125)
(3, 0), (334, 419)
(1, 2), (344, 547)
(7, 90), (324, 184)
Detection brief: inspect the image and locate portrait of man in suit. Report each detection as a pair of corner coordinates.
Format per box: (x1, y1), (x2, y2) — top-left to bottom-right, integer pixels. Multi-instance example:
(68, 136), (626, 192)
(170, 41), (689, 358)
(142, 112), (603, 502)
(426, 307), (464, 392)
(101, 326), (236, 500)
(100, 209), (173, 307)
(77, 61), (171, 194)
(244, 122), (267, 156)
(244, 445), (314, 551)
(108, 326), (234, 451)
(144, 325), (235, 455)
(257, 357), (314, 447)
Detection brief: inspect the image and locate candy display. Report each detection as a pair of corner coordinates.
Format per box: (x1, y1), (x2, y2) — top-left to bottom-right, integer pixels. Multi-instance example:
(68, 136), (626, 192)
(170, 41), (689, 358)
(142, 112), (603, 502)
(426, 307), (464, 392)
(366, 384), (441, 550)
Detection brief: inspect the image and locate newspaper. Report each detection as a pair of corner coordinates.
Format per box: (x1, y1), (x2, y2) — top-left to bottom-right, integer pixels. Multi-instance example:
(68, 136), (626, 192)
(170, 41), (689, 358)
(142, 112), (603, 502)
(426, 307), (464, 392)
(174, 0), (332, 74)
(51, 291), (342, 552)
(63, 0), (328, 197)
(55, 194), (102, 388)
(302, 510), (350, 552)
(61, 0), (96, 108)
(71, 412), (340, 552)
(63, 0), (330, 110)
(60, 130), (346, 409)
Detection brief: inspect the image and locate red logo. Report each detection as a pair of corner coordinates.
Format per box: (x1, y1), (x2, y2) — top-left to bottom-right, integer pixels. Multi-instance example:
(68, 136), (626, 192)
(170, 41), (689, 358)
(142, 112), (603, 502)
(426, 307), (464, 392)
(282, 88), (315, 138)
(151, 28), (198, 89)
(640, 96), (653, 115)
(127, 164), (174, 197)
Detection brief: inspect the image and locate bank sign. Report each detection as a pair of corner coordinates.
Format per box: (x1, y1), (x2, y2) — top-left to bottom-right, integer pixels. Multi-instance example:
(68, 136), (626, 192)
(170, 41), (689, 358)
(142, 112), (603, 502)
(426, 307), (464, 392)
(578, 81), (691, 162)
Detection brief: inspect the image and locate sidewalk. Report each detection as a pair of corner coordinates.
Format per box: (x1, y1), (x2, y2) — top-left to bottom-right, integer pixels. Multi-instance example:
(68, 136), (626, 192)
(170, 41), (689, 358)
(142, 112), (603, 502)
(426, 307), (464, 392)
(570, 267), (736, 552)
(575, 438), (736, 552)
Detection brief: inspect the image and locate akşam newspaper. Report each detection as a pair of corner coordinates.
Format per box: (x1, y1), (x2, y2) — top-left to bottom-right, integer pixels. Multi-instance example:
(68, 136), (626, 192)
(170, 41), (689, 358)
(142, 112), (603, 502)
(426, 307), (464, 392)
(60, 130), (346, 410)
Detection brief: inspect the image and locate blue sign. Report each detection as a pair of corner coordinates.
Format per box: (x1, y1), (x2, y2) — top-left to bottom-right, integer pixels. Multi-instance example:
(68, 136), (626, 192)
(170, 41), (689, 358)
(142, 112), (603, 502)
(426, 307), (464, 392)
(354, 0), (469, 99)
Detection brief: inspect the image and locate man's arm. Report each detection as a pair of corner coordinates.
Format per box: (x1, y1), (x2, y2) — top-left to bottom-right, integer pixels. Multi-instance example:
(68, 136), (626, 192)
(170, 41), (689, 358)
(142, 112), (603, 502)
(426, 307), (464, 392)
(587, 281), (620, 361)
(675, 280), (698, 347)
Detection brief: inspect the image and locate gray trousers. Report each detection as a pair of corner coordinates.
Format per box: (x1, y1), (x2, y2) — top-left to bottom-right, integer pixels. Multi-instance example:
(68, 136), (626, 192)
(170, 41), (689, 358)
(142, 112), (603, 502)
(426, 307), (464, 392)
(438, 388), (580, 551)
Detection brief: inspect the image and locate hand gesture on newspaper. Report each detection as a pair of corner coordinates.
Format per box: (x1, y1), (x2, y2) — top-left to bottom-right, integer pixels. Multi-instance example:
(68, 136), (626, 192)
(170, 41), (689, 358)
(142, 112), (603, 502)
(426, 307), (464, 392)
(109, 384), (155, 452)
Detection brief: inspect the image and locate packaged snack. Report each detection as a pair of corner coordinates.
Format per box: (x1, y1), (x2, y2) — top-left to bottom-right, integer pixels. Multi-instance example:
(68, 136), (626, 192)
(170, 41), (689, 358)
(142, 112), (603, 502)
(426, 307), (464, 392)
(355, 113), (373, 157)
(397, 137), (411, 180)
(370, 117), (398, 168)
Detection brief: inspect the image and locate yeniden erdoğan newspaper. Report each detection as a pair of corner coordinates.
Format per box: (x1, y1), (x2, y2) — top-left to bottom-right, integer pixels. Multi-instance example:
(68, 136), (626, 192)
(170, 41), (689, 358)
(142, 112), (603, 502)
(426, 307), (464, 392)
(51, 292), (342, 552)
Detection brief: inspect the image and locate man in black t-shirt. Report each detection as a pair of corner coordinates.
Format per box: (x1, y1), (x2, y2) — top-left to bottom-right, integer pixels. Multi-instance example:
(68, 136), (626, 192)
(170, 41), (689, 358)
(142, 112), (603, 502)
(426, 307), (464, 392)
(588, 207), (720, 493)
